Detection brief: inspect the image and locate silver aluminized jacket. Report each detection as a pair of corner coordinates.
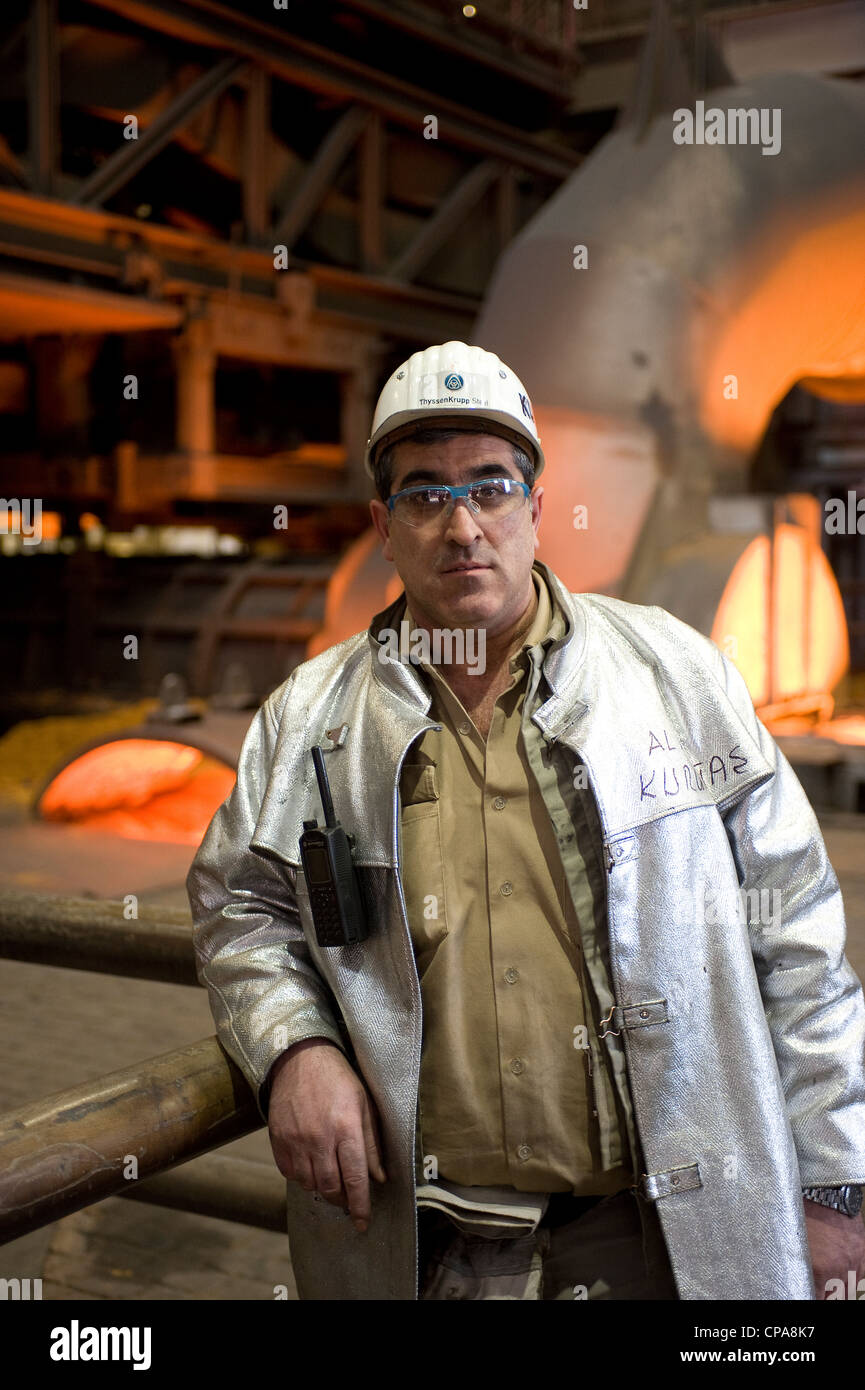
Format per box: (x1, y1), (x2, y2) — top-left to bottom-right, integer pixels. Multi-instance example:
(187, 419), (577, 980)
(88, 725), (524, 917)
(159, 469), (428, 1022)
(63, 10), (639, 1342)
(187, 559), (865, 1300)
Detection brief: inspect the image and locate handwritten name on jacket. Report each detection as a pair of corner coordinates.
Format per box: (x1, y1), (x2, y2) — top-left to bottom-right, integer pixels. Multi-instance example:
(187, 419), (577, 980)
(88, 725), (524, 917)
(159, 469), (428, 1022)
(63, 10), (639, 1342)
(639, 728), (748, 801)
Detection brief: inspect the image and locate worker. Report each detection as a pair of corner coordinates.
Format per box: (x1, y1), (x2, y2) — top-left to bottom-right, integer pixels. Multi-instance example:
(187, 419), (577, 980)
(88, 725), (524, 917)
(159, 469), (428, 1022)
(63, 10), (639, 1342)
(187, 341), (865, 1300)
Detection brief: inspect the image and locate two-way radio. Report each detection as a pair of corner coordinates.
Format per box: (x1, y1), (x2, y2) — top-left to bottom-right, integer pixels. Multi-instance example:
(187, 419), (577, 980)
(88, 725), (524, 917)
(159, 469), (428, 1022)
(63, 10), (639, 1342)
(298, 745), (369, 948)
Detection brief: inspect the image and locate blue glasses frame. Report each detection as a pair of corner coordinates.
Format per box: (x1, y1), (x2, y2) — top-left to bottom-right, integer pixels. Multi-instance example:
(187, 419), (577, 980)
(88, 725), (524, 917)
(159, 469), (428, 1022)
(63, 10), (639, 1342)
(386, 476), (531, 520)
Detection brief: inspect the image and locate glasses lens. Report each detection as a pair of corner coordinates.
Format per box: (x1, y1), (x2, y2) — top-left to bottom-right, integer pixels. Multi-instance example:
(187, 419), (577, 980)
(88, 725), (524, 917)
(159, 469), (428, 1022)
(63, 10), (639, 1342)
(390, 478), (526, 528)
(391, 488), (451, 528)
(468, 478), (524, 516)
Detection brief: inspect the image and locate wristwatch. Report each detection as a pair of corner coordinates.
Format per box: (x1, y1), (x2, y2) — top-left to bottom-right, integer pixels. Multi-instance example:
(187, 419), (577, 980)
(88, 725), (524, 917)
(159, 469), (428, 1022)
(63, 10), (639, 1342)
(801, 1185), (864, 1218)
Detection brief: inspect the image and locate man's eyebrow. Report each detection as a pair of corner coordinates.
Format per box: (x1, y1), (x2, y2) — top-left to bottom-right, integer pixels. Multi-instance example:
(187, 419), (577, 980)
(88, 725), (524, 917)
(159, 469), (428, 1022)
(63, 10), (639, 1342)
(394, 461), (514, 489)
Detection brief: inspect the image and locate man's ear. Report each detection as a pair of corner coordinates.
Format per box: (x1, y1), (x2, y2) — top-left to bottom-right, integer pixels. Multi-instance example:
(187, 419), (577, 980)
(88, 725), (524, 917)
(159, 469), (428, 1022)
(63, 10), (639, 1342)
(531, 486), (544, 548)
(369, 499), (395, 562)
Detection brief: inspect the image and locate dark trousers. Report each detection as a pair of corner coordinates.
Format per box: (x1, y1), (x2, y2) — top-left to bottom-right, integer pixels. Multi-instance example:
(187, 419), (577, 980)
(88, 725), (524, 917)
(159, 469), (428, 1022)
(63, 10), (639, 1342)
(417, 1188), (679, 1300)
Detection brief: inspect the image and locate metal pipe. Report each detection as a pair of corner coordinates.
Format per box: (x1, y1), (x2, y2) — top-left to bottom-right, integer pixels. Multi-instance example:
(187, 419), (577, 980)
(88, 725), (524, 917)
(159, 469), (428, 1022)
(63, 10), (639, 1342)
(0, 1037), (262, 1245)
(119, 1151), (286, 1233)
(0, 891), (199, 986)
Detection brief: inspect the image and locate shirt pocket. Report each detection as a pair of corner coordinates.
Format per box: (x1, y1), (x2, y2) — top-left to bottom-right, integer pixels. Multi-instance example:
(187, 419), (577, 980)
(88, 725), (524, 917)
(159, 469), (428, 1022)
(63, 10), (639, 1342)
(399, 761), (449, 975)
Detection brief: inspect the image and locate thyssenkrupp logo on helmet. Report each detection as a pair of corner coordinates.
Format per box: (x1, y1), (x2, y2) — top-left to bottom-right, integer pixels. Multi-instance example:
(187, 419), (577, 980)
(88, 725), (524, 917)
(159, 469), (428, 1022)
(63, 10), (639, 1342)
(417, 371), (490, 406)
(519, 392), (534, 421)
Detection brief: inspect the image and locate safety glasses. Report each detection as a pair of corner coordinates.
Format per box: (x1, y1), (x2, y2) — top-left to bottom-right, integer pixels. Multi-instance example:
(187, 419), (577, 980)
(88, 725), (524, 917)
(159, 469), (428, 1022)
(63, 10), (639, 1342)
(386, 476), (531, 530)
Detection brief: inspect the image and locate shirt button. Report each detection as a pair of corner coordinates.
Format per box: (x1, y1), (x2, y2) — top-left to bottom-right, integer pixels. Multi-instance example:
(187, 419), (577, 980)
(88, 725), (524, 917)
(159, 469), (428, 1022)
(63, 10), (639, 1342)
(504, 967), (519, 984)
(493, 796), (506, 810)
(500, 881), (513, 896)
(458, 721), (471, 734)
(510, 1057), (525, 1075)
(517, 1144), (533, 1162)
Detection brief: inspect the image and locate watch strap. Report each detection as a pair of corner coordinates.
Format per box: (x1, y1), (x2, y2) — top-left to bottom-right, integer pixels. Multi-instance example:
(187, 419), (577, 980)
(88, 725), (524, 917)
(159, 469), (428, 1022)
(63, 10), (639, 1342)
(802, 1185), (863, 1217)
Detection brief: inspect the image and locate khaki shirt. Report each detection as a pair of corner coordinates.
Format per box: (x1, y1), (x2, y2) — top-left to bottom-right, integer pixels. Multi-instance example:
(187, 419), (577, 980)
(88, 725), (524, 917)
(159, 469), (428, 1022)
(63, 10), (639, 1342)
(399, 569), (634, 1195)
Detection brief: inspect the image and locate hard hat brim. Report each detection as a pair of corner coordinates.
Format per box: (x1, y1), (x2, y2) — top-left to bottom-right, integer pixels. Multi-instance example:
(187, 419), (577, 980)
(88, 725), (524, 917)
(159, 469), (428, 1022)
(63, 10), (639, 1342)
(364, 410), (545, 480)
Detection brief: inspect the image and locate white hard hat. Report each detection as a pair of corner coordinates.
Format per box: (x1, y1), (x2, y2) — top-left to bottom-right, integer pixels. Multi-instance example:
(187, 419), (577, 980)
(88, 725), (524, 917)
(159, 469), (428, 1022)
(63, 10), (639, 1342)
(364, 340), (544, 480)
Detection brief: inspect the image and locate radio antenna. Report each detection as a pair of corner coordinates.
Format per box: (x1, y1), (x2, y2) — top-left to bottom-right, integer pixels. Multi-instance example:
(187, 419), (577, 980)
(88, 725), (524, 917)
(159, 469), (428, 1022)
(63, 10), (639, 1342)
(311, 745), (337, 828)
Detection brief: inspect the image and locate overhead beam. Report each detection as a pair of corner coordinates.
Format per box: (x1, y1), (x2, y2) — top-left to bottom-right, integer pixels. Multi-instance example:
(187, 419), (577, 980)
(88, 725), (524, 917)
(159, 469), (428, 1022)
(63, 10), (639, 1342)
(573, 0), (848, 44)
(28, 0), (59, 196)
(359, 112), (384, 274)
(332, 0), (580, 93)
(0, 189), (481, 337)
(388, 159), (502, 283)
(272, 105), (368, 252)
(72, 53), (246, 206)
(83, 0), (579, 181)
(242, 66), (271, 244)
(0, 270), (184, 337)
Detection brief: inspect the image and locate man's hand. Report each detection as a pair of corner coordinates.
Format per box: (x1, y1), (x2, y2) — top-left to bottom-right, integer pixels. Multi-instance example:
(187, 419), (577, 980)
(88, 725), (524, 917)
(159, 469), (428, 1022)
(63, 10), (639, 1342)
(266, 1038), (388, 1234)
(804, 1200), (865, 1299)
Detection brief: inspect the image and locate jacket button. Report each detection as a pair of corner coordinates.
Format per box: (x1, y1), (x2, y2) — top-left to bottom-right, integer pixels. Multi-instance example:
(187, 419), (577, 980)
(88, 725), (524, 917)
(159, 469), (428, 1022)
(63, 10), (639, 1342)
(504, 967), (519, 984)
(517, 1144), (533, 1161)
(500, 881), (513, 896)
(510, 1058), (525, 1075)
(493, 796), (506, 810)
(639, 1009), (650, 1019)
(671, 1174), (680, 1185)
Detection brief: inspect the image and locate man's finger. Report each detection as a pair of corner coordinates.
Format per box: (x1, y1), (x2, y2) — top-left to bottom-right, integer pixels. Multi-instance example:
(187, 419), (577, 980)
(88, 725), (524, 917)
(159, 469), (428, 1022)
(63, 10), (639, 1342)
(312, 1157), (349, 1209)
(360, 1097), (388, 1184)
(337, 1136), (372, 1231)
(289, 1154), (317, 1192)
(268, 1127), (294, 1181)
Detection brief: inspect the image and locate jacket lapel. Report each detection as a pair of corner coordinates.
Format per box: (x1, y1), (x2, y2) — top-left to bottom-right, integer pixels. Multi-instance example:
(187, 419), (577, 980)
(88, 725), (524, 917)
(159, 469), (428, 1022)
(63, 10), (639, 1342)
(251, 598), (440, 869)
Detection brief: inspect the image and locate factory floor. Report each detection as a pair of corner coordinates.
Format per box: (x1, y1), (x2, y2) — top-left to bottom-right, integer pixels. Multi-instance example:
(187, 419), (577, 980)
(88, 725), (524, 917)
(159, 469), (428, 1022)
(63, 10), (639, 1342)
(0, 708), (864, 1299)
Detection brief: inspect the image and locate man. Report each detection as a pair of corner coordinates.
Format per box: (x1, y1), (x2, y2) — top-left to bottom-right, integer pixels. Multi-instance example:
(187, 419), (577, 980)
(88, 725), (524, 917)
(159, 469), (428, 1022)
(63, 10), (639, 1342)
(187, 341), (865, 1301)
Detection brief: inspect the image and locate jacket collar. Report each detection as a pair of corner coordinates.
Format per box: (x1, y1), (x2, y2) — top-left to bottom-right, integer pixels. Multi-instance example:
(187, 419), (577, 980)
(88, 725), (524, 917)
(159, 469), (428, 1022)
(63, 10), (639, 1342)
(254, 560), (772, 865)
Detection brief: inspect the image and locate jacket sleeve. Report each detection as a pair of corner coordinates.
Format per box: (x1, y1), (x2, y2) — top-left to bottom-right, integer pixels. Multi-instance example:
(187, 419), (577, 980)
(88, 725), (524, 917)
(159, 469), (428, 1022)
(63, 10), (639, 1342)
(186, 684), (349, 1124)
(716, 647), (865, 1184)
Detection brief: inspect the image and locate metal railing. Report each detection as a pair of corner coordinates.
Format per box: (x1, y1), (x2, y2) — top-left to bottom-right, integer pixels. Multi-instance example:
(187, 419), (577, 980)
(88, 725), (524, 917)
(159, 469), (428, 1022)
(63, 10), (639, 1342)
(0, 891), (198, 985)
(0, 892), (282, 1244)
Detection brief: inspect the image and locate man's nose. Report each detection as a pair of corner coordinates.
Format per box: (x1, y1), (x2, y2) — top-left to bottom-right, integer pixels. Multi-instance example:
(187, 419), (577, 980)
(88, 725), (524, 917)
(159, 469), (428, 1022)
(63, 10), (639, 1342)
(442, 496), (484, 544)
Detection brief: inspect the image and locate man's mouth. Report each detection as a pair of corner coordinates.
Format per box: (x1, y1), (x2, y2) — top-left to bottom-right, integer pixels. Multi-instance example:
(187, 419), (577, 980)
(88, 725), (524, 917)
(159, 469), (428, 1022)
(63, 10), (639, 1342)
(441, 563), (490, 574)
